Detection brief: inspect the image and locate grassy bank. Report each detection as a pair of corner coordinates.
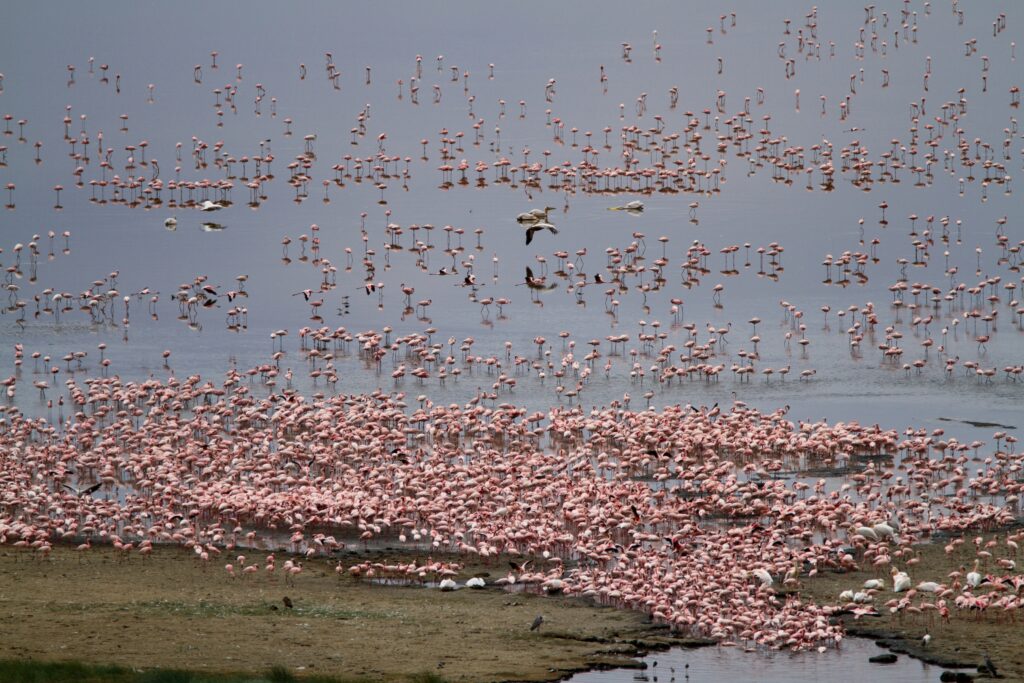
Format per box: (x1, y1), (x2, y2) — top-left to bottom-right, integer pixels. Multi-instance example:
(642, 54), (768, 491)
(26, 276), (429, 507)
(0, 546), (699, 682)
(797, 539), (1022, 680)
(0, 659), (450, 683)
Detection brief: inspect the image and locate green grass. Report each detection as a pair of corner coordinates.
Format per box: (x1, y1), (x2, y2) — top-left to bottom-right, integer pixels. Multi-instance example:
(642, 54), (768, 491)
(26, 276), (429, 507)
(136, 672), (210, 683)
(0, 660), (449, 683)
(0, 660), (131, 683)
(406, 675), (447, 683)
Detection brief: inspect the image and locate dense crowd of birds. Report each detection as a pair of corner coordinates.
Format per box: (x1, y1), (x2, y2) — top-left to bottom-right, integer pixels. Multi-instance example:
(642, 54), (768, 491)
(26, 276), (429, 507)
(0, 0), (1022, 664)
(0, 377), (1022, 650)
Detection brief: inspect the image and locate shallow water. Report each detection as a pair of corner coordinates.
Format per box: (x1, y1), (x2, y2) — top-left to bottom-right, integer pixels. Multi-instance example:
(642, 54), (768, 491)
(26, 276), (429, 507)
(570, 638), (977, 683)
(1, 2), (1020, 431)
(1, 0), (1022, 679)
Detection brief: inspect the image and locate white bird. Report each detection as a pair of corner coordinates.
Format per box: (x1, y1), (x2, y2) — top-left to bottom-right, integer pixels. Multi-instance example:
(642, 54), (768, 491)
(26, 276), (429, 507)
(199, 200), (222, 211)
(438, 578), (458, 591)
(609, 200), (644, 212)
(922, 634), (931, 648)
(516, 207), (555, 223)
(838, 589), (855, 602)
(200, 222), (226, 232)
(916, 581), (942, 593)
(751, 568), (773, 587)
(853, 591), (872, 604)
(524, 221), (558, 245)
(853, 525), (879, 541)
(542, 578), (565, 594)
(863, 578), (885, 590)
(872, 522), (895, 540)
(164, 217), (178, 230)
(891, 569), (912, 593)
(966, 560), (982, 588)
(466, 577), (486, 589)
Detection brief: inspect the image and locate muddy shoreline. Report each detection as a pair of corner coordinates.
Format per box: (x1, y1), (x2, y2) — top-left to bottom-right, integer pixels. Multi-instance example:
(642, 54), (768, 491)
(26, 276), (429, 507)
(2, 540), (1019, 682)
(0, 545), (713, 683)
(798, 540), (1022, 681)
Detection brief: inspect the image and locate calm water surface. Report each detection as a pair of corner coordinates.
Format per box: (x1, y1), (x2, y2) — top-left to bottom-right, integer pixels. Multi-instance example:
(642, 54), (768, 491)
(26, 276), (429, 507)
(1, 1), (1021, 679)
(571, 638), (977, 683)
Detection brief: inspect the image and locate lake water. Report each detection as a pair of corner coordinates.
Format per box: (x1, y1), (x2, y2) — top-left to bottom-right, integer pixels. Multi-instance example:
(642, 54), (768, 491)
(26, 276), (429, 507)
(1, 0), (1021, 680)
(570, 638), (978, 683)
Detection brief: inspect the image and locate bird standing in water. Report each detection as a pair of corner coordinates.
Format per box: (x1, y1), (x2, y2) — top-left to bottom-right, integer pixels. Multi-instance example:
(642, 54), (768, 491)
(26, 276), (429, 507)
(982, 653), (997, 677)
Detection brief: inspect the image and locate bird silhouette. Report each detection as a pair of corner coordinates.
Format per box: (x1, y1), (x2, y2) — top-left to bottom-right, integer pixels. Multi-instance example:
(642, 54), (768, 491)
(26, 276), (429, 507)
(523, 267), (556, 291)
(530, 614), (545, 631)
(61, 482), (103, 497)
(982, 653), (997, 677)
(525, 222), (558, 245)
(282, 596), (294, 609)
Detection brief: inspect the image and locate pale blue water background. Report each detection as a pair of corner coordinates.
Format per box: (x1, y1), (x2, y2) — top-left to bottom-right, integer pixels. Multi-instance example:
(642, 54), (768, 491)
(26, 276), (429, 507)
(1, 1), (1021, 680)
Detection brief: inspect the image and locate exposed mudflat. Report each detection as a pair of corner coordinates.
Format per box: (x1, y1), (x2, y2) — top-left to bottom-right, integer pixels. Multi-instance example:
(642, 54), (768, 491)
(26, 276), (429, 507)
(0, 546), (702, 682)
(799, 540), (1022, 680)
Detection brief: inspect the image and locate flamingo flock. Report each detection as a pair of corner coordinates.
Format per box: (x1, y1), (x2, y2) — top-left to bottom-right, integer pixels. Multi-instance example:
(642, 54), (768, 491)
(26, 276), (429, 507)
(0, 375), (1022, 651)
(0, 0), (1022, 671)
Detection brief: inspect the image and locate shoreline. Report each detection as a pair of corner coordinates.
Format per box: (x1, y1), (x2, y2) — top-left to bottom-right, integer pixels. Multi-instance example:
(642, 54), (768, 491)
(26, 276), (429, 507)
(0, 545), (713, 683)
(843, 624), (978, 671)
(797, 539), (1022, 681)
(0, 541), (1015, 682)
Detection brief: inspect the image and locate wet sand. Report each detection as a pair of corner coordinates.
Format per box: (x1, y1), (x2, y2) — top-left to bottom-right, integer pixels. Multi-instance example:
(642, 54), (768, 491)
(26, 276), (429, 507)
(0, 546), (701, 682)
(798, 539), (1022, 680)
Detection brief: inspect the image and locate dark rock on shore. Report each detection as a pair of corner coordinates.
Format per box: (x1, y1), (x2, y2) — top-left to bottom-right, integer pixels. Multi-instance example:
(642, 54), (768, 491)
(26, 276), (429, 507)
(939, 672), (975, 682)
